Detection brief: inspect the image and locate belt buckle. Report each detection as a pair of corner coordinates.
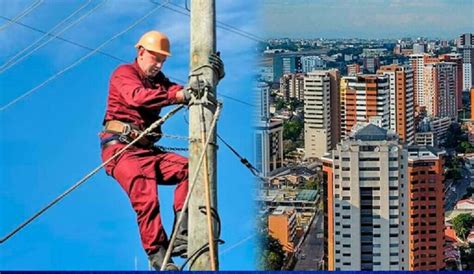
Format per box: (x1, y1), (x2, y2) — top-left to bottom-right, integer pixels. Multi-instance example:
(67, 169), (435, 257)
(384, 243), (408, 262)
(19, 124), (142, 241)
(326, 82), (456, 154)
(122, 123), (131, 135)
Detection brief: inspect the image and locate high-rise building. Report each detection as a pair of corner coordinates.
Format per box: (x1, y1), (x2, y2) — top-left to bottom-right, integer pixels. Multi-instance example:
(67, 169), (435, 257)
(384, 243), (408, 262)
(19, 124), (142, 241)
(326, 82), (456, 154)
(340, 75), (389, 138)
(322, 124), (409, 270)
(458, 33), (474, 91)
(273, 54), (301, 81)
(268, 206), (297, 252)
(280, 73), (305, 101)
(440, 53), (464, 110)
(347, 64), (361, 76)
(255, 119), (284, 177)
(409, 54), (438, 107)
(423, 62), (458, 119)
(378, 65), (415, 144)
(256, 82), (270, 121)
(255, 82), (284, 177)
(471, 87), (474, 121)
(303, 69), (341, 159)
(301, 55), (325, 73)
(407, 146), (445, 270)
(413, 43), (426, 54)
(363, 57), (380, 73)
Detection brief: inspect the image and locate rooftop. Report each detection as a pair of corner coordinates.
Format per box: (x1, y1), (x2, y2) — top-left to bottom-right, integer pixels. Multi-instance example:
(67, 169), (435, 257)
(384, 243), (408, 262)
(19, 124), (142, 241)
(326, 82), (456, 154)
(353, 124), (388, 141)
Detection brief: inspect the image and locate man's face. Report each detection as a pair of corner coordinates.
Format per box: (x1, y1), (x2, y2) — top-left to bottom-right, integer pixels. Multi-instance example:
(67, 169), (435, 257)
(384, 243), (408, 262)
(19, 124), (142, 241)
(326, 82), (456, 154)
(138, 48), (167, 78)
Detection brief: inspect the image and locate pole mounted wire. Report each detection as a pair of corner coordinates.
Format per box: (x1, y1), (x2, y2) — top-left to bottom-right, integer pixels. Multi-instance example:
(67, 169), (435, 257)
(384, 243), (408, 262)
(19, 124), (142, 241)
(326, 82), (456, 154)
(0, 0), (44, 32)
(0, 0), (170, 112)
(0, 0), (108, 74)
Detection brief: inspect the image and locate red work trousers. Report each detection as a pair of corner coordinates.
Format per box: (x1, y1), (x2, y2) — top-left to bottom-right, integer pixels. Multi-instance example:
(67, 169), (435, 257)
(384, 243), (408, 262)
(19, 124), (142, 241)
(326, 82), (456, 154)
(101, 143), (188, 255)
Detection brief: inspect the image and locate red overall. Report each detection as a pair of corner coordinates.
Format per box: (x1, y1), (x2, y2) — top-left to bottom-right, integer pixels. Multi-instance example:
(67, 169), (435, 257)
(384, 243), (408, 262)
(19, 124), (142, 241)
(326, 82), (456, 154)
(100, 60), (188, 255)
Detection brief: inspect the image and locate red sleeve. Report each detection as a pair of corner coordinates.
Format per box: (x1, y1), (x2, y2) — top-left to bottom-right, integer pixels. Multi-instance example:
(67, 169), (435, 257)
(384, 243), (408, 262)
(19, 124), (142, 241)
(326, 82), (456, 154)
(111, 66), (179, 109)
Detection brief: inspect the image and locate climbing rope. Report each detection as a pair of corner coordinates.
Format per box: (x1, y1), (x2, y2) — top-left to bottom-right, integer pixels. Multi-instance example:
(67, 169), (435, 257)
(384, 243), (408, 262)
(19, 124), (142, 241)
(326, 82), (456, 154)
(198, 102), (218, 270)
(161, 103), (222, 270)
(0, 104), (185, 244)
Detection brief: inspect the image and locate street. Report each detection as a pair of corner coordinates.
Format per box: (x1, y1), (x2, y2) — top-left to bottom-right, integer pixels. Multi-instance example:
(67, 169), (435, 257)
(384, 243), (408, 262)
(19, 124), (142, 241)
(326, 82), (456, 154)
(445, 166), (473, 210)
(293, 210), (324, 270)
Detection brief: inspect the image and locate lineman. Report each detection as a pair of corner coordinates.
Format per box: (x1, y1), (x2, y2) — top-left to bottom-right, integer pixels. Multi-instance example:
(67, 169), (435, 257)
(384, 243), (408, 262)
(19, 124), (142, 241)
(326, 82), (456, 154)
(99, 31), (224, 270)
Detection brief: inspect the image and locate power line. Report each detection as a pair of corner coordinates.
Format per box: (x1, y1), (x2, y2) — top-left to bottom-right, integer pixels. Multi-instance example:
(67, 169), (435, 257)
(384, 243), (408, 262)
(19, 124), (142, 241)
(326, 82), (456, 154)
(151, 1), (265, 43)
(0, 3), (254, 110)
(166, 1), (265, 42)
(0, 0), (43, 32)
(0, 0), (169, 112)
(0, 14), (126, 63)
(0, 0), (107, 73)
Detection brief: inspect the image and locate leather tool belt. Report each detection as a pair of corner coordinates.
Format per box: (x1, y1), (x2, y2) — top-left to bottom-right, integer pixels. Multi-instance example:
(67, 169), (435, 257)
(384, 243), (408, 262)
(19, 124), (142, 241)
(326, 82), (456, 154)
(102, 120), (155, 148)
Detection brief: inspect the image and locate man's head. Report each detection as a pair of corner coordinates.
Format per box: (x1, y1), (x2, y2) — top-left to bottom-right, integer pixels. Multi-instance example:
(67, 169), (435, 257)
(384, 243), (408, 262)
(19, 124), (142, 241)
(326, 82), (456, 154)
(135, 31), (171, 78)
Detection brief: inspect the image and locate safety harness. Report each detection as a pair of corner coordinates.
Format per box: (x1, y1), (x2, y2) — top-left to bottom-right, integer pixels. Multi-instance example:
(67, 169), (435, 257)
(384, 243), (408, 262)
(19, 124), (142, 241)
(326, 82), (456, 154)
(101, 120), (159, 148)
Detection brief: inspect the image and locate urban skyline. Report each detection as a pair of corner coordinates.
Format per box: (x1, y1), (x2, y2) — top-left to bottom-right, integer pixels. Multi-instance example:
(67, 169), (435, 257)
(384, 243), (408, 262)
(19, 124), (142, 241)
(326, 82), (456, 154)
(256, 32), (474, 270)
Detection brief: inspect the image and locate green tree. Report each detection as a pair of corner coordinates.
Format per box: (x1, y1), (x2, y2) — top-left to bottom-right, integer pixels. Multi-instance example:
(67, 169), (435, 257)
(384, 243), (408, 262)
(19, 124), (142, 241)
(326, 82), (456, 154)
(257, 232), (285, 270)
(457, 141), (474, 154)
(275, 98), (286, 111)
(452, 213), (474, 240)
(288, 98), (302, 111)
(283, 120), (303, 142)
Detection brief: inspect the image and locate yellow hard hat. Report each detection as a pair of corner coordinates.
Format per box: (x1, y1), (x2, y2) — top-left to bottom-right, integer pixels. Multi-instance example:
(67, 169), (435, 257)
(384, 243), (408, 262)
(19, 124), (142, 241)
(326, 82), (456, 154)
(135, 31), (171, 56)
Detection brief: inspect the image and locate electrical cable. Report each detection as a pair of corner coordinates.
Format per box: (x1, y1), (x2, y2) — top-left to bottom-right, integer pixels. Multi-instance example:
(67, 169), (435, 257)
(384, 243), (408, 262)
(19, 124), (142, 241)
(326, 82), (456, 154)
(151, 0), (265, 43)
(0, 0), (107, 74)
(0, 14), (254, 109)
(0, 14), (127, 63)
(0, 104), (184, 244)
(0, 0), (170, 112)
(0, 0), (43, 32)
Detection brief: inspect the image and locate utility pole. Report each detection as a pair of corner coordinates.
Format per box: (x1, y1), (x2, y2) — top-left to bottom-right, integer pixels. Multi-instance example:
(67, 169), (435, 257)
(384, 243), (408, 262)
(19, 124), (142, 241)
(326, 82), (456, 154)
(188, 0), (218, 270)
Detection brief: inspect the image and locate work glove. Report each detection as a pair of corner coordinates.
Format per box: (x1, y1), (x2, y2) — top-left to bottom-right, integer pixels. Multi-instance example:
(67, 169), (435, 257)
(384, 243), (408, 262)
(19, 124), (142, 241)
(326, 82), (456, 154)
(184, 78), (217, 105)
(186, 78), (212, 97)
(209, 52), (225, 81)
(182, 88), (192, 103)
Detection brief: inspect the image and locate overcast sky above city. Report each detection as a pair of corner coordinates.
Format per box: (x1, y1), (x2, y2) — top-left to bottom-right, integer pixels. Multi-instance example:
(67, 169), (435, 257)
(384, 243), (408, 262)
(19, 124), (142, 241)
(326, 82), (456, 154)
(261, 0), (473, 39)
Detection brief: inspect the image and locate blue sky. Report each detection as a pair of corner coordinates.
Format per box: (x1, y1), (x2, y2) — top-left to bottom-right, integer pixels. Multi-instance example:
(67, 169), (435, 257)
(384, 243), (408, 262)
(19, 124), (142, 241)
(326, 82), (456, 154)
(0, 0), (258, 270)
(261, 0), (474, 39)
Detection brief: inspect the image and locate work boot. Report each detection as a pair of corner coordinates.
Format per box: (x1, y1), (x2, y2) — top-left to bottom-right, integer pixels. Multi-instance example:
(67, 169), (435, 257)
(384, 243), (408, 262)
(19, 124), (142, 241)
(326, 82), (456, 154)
(171, 210), (188, 258)
(148, 247), (178, 271)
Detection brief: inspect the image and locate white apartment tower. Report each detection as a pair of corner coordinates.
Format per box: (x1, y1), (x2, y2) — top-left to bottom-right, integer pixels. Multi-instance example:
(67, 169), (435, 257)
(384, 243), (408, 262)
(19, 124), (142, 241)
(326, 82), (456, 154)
(303, 70), (340, 159)
(458, 33), (474, 90)
(322, 124), (409, 270)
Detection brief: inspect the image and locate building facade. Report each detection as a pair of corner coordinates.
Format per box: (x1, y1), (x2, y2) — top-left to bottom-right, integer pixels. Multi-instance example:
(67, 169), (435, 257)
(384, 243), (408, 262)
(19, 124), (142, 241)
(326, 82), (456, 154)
(303, 69), (341, 159)
(423, 62), (458, 119)
(322, 124), (409, 270)
(268, 206), (297, 252)
(458, 33), (474, 91)
(378, 65), (415, 144)
(340, 75), (389, 138)
(407, 146), (445, 270)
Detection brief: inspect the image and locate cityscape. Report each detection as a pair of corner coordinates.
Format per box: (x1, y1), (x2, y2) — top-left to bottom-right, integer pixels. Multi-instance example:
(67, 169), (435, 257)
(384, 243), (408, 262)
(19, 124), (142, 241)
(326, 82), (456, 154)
(255, 34), (474, 270)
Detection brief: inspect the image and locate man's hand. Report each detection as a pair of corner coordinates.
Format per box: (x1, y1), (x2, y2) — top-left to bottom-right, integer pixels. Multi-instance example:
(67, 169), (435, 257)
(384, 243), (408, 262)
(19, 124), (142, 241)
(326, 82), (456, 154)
(176, 89), (190, 103)
(209, 52), (225, 80)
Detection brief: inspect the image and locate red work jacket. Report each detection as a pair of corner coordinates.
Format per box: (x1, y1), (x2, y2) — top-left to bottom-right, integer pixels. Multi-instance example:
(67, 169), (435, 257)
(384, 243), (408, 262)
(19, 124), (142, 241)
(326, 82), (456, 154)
(103, 60), (183, 130)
